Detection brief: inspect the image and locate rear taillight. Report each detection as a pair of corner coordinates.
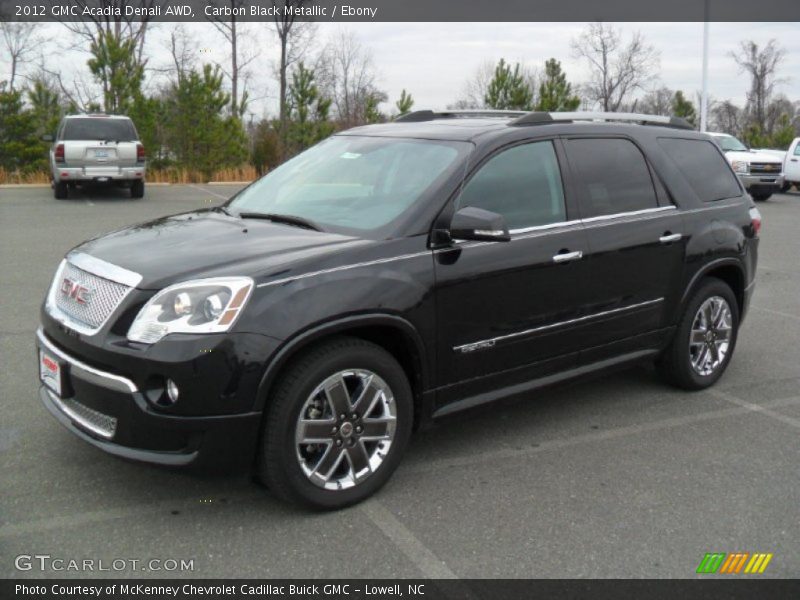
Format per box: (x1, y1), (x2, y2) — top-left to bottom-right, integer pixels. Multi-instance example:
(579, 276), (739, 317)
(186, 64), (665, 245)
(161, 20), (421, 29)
(54, 143), (65, 163)
(136, 143), (145, 162)
(749, 207), (762, 236)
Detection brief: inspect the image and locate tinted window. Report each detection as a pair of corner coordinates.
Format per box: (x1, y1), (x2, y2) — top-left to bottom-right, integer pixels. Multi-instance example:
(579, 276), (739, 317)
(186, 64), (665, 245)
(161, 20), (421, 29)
(62, 118), (138, 141)
(566, 138), (658, 218)
(658, 138), (741, 202)
(795, 144), (800, 156)
(457, 141), (566, 230)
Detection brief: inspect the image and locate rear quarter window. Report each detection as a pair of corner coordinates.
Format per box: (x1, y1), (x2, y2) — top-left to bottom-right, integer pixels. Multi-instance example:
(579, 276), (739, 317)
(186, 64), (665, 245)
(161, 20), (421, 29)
(657, 138), (742, 202)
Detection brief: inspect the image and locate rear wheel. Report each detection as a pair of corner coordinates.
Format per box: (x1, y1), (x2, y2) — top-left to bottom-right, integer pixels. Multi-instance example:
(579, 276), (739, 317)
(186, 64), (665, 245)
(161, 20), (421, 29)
(256, 337), (413, 509)
(53, 181), (68, 200)
(130, 180), (145, 198)
(658, 278), (739, 390)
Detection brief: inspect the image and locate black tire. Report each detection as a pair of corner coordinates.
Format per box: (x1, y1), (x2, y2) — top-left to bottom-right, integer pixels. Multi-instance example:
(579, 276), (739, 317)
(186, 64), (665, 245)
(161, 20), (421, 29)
(751, 193), (771, 202)
(54, 181), (68, 200)
(256, 337), (413, 509)
(130, 180), (145, 198)
(658, 277), (740, 390)
(781, 182), (791, 193)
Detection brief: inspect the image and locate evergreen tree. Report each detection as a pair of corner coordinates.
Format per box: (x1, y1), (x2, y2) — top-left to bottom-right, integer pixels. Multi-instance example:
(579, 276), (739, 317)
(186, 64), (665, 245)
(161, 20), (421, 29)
(26, 77), (63, 171)
(0, 83), (42, 173)
(87, 31), (145, 114)
(535, 59), (580, 112)
(287, 62), (334, 152)
(769, 113), (796, 149)
(395, 89), (414, 115)
(484, 59), (534, 111)
(162, 64), (248, 181)
(671, 90), (697, 127)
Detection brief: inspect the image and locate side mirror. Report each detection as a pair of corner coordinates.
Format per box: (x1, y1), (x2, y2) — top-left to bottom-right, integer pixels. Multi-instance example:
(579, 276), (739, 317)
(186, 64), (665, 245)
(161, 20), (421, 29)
(41, 134), (53, 142)
(449, 206), (510, 242)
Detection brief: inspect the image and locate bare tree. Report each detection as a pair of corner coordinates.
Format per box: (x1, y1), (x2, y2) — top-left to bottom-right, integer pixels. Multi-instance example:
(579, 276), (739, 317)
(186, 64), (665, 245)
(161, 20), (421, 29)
(710, 100), (744, 136)
(637, 86), (673, 116)
(731, 40), (785, 134)
(207, 0), (260, 116)
(166, 25), (197, 79)
(315, 30), (385, 127)
(271, 1), (316, 133)
(571, 22), (660, 112)
(0, 22), (43, 90)
(52, 0), (167, 62)
(449, 60), (498, 109)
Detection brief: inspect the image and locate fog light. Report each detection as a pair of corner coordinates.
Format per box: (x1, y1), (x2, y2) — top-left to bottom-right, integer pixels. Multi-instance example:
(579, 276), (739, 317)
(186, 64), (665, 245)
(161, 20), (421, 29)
(166, 379), (180, 404)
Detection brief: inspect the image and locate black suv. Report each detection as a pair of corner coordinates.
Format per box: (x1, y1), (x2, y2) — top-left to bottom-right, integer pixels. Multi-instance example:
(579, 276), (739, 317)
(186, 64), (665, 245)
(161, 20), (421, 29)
(37, 111), (760, 509)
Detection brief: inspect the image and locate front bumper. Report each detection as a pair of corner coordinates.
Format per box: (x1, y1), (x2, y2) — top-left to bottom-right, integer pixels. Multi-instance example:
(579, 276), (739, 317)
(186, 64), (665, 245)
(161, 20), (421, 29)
(36, 327), (263, 469)
(53, 166), (146, 183)
(738, 173), (784, 191)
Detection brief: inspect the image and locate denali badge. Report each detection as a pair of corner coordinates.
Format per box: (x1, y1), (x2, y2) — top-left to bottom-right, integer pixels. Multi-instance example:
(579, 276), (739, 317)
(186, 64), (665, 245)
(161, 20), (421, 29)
(60, 277), (92, 305)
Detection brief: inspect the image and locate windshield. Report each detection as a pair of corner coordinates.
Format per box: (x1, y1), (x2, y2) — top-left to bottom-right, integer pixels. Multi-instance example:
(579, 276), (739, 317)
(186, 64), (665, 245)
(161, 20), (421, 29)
(714, 135), (748, 152)
(229, 136), (468, 234)
(62, 118), (138, 141)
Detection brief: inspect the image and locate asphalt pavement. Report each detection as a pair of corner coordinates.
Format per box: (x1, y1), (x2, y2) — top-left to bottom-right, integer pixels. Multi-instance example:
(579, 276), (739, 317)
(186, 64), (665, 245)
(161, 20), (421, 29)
(1, 184), (798, 579)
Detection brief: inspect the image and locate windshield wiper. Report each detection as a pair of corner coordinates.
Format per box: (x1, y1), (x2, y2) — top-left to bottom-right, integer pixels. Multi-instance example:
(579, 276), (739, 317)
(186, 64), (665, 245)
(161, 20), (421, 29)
(237, 212), (323, 232)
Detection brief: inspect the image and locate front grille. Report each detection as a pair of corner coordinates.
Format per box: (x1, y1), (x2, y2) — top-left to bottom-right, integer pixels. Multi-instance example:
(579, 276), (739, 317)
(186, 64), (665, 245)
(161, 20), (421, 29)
(750, 163), (782, 175)
(59, 396), (118, 438)
(54, 261), (131, 329)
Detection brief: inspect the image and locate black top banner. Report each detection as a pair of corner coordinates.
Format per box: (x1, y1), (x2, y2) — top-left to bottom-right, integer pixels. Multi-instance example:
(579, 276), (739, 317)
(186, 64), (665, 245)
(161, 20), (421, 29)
(1, 0), (800, 22)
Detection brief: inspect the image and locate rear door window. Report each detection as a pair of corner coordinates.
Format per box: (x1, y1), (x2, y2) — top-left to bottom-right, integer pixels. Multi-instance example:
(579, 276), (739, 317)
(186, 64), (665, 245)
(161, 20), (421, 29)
(565, 138), (658, 218)
(658, 138), (742, 202)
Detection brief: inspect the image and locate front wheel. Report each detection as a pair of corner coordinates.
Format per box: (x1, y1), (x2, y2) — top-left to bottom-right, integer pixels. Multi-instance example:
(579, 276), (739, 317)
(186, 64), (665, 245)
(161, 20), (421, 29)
(256, 337), (413, 509)
(658, 278), (739, 390)
(751, 193), (771, 202)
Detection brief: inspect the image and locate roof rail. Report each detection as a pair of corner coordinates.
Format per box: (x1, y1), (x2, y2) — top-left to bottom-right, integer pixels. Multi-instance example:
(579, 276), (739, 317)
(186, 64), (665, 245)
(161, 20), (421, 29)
(395, 109), (528, 123)
(510, 111), (694, 130)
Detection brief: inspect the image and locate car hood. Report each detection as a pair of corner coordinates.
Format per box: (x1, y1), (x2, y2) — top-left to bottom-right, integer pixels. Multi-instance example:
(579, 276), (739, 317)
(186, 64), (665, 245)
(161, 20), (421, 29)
(724, 150), (783, 164)
(72, 209), (367, 290)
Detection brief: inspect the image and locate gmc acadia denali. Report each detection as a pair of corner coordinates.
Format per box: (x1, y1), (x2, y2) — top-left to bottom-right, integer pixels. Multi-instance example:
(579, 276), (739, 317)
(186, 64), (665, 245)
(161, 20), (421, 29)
(36, 111), (760, 509)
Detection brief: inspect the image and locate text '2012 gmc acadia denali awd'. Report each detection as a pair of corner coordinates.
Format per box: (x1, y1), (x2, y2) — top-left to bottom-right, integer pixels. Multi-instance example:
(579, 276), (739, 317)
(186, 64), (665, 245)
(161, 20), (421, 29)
(37, 111), (760, 509)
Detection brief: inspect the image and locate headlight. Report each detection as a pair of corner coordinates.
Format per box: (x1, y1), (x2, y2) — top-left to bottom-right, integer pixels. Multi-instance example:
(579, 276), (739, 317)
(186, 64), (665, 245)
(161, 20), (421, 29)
(127, 277), (253, 344)
(731, 160), (749, 174)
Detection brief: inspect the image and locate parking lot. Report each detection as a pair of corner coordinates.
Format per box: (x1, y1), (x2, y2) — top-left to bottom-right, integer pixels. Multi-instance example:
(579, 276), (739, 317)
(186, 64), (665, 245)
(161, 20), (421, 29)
(1, 184), (798, 579)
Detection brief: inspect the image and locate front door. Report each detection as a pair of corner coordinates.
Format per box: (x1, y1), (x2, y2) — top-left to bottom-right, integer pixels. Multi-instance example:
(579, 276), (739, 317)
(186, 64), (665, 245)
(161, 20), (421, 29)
(433, 139), (592, 409)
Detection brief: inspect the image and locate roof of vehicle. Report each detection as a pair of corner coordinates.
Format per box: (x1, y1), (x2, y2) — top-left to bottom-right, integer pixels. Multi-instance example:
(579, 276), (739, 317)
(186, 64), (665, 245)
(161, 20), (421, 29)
(64, 114), (132, 120)
(706, 132), (733, 138)
(340, 110), (702, 144)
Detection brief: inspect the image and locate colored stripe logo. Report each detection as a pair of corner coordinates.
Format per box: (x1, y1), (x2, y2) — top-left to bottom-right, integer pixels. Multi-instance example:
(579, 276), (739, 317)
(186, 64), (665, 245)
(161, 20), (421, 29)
(697, 552), (773, 574)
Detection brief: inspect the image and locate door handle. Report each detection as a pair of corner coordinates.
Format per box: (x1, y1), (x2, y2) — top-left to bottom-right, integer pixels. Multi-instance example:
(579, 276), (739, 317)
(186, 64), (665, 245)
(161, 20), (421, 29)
(659, 233), (682, 244)
(791, 158), (798, 162)
(552, 250), (583, 263)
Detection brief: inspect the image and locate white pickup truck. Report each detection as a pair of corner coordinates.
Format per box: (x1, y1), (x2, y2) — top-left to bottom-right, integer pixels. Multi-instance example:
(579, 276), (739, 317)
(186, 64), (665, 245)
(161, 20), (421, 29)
(44, 114), (146, 200)
(708, 132), (784, 201)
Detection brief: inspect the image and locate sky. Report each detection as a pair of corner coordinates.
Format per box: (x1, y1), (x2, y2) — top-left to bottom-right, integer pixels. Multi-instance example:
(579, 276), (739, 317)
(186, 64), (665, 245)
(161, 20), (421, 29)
(3, 21), (799, 120)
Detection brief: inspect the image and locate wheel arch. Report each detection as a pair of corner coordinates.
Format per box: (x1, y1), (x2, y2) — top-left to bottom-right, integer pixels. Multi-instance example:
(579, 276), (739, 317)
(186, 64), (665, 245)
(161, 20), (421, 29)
(679, 258), (746, 319)
(254, 314), (429, 428)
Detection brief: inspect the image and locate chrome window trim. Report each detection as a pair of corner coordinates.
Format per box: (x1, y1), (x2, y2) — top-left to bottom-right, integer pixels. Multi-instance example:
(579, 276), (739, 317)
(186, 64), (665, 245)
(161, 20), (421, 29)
(37, 327), (138, 393)
(453, 298), (664, 353)
(580, 205), (676, 224)
(67, 252), (143, 288)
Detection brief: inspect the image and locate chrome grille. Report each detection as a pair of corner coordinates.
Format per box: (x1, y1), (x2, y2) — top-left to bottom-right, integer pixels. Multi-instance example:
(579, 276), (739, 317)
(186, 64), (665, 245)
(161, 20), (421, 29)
(53, 261), (131, 329)
(59, 395), (118, 439)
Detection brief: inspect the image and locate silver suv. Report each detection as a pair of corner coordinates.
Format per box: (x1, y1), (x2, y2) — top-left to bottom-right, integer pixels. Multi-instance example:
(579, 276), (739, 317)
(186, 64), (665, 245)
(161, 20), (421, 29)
(45, 114), (146, 200)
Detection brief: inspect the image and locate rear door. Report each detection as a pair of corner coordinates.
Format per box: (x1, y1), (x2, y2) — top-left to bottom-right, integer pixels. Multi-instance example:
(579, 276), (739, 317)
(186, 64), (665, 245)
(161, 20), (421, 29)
(561, 136), (685, 361)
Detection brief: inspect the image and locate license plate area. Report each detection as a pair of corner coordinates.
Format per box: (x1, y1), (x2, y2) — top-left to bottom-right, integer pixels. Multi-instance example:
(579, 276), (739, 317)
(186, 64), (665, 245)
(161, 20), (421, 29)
(94, 149), (109, 158)
(39, 349), (66, 397)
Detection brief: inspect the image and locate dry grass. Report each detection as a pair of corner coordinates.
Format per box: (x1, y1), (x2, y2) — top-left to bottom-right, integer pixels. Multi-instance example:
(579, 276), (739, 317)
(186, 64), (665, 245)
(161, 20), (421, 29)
(0, 165), (258, 185)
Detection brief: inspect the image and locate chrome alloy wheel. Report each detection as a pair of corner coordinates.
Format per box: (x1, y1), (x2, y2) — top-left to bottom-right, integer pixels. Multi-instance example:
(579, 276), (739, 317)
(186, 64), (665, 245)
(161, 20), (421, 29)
(689, 296), (733, 376)
(295, 369), (397, 490)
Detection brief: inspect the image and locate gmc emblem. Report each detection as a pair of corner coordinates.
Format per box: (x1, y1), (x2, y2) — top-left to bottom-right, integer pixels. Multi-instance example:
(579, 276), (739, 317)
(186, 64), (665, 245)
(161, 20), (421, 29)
(60, 278), (92, 305)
